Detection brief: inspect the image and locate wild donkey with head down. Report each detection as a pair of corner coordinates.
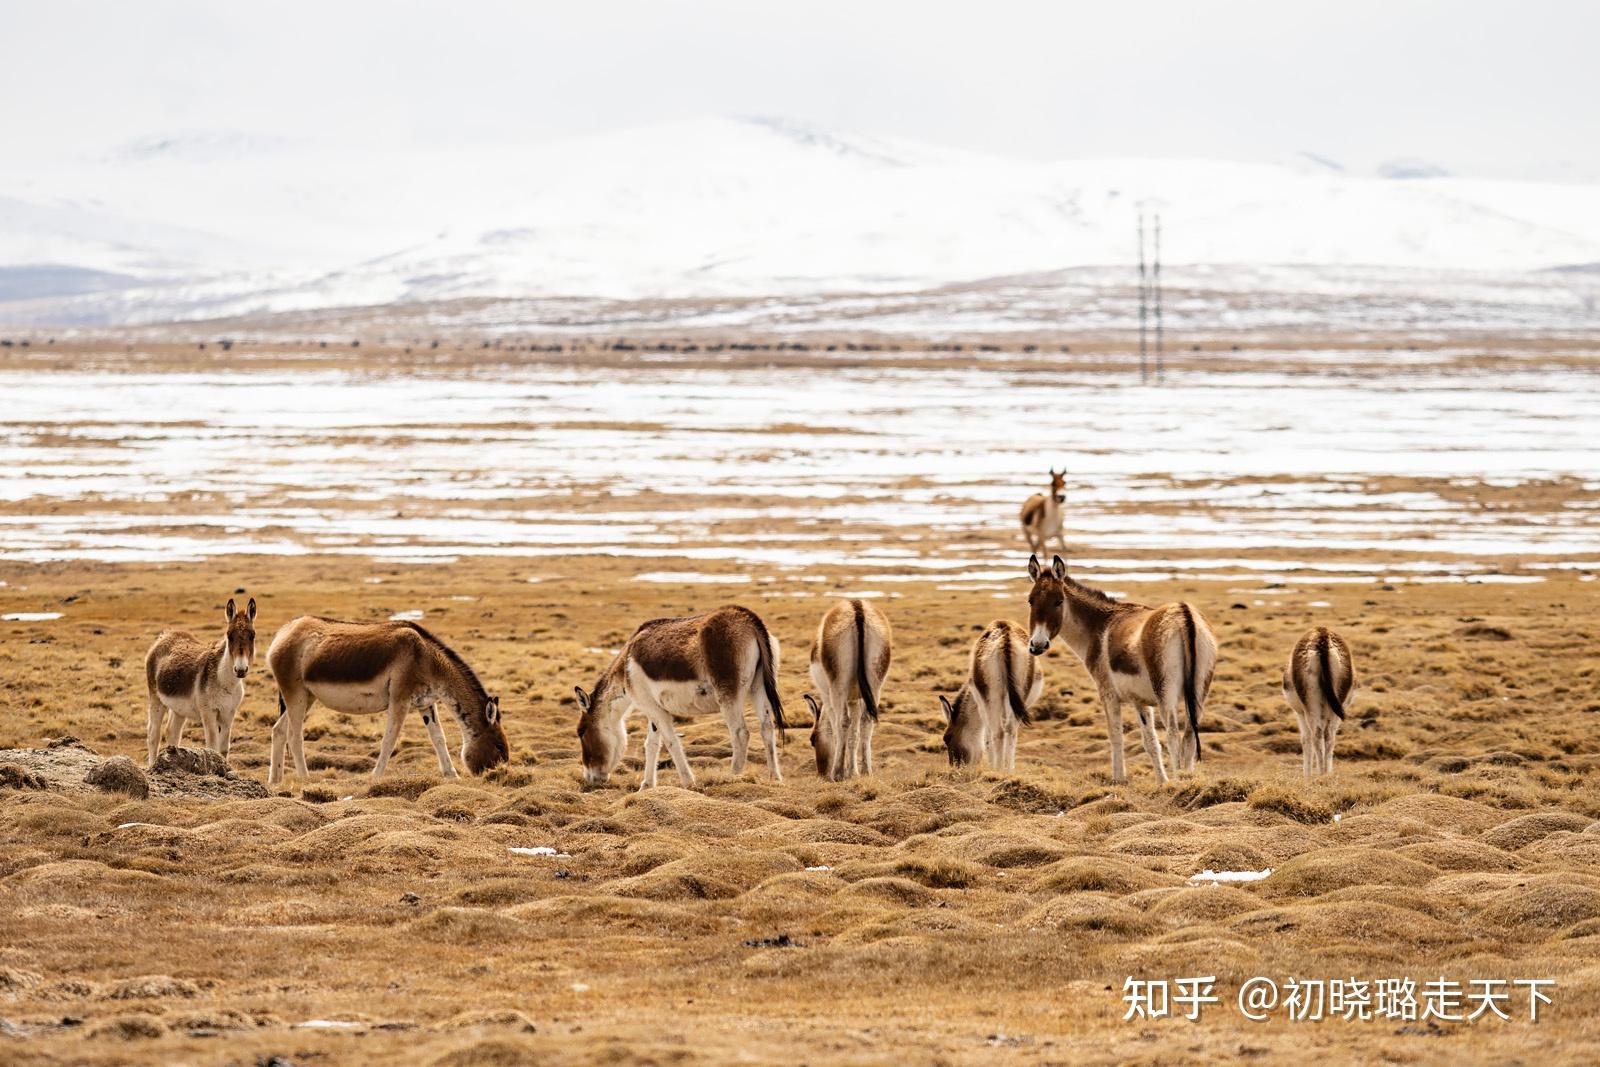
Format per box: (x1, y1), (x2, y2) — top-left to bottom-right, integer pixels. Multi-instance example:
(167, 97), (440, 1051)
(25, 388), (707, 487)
(575, 605), (784, 789)
(1284, 626), (1355, 778)
(1027, 554), (1216, 784)
(803, 598), (891, 780)
(1020, 469), (1068, 557)
(266, 616), (508, 784)
(939, 619), (1042, 770)
(144, 596), (256, 768)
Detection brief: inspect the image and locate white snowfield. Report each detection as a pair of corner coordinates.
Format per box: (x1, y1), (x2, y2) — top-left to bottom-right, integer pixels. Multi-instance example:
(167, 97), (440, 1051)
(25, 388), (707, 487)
(3, 117), (1600, 326)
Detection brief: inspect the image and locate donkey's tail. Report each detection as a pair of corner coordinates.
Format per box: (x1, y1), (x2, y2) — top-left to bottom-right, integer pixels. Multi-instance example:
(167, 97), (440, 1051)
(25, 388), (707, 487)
(1315, 630), (1346, 720)
(1179, 604), (1202, 762)
(851, 599), (879, 721)
(749, 611), (786, 739)
(1001, 630), (1031, 726)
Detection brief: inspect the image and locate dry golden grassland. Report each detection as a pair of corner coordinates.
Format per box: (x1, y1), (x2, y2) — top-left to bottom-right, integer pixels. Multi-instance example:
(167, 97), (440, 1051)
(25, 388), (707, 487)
(4, 553), (1600, 1065)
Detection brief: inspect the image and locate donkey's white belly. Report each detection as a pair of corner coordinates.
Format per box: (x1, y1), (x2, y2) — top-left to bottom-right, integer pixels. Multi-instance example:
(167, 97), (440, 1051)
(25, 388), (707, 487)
(640, 679), (721, 716)
(1109, 664), (1160, 708)
(306, 680), (389, 714)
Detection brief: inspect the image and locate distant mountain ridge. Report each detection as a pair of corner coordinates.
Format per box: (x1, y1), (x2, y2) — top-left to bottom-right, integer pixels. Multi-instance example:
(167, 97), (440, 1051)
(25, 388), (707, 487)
(4, 116), (1600, 325)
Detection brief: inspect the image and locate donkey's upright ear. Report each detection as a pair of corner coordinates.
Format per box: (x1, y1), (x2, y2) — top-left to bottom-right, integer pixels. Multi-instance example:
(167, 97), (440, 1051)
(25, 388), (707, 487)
(485, 697), (501, 724)
(1051, 555), (1067, 580)
(246, 597), (257, 621)
(225, 598), (236, 622)
(939, 695), (954, 722)
(572, 686), (590, 712)
(802, 693), (820, 720)
(1027, 554), (1042, 581)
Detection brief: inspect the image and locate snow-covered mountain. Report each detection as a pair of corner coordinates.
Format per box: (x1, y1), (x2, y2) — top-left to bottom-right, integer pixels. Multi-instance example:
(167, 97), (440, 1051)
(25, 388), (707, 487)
(4, 117), (1600, 325)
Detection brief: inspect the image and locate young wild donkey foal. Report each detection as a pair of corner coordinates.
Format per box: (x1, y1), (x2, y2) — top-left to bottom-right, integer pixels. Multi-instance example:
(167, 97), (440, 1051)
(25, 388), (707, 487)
(144, 596), (256, 767)
(266, 616), (508, 784)
(575, 604), (784, 789)
(804, 597), (892, 781)
(1026, 554), (1216, 784)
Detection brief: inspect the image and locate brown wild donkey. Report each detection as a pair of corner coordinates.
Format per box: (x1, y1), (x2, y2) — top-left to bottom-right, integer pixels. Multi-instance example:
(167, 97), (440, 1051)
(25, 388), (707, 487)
(574, 605), (784, 789)
(266, 616), (508, 784)
(1026, 554), (1216, 783)
(803, 598), (891, 780)
(939, 619), (1042, 770)
(1283, 626), (1355, 778)
(144, 596), (256, 767)
(1020, 469), (1068, 557)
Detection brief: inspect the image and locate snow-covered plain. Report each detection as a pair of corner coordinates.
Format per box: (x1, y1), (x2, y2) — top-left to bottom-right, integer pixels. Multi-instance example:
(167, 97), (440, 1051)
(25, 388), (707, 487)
(4, 118), (1600, 327)
(1, 362), (1593, 573)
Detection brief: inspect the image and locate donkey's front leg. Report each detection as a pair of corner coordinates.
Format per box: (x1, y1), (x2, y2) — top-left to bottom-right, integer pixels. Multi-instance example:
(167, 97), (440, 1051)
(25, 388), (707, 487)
(635, 692), (695, 787)
(145, 697), (166, 769)
(1101, 690), (1129, 784)
(420, 704), (459, 778)
(640, 722), (663, 790)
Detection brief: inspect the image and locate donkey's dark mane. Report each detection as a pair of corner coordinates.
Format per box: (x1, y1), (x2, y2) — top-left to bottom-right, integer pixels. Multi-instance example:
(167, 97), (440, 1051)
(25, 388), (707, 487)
(1064, 574), (1141, 611)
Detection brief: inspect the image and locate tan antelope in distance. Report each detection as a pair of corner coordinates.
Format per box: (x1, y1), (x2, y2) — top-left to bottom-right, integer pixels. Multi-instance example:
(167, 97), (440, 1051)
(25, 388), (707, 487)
(803, 598), (891, 780)
(1284, 626), (1355, 778)
(265, 616), (508, 784)
(574, 604), (784, 789)
(144, 597), (256, 767)
(1026, 554), (1216, 784)
(1021, 469), (1068, 557)
(940, 619), (1042, 770)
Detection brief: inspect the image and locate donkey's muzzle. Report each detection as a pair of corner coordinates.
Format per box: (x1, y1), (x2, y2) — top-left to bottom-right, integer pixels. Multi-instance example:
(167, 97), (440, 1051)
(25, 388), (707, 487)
(1028, 640), (1049, 656)
(235, 667), (249, 678)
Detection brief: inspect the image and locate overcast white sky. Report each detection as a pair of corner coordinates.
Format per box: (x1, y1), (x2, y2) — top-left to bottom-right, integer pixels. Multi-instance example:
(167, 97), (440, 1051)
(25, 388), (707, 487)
(3, 0), (1596, 180)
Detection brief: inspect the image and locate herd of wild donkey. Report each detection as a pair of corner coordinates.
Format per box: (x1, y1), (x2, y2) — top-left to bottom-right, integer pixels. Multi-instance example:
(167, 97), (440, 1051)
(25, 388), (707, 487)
(142, 471), (1356, 790)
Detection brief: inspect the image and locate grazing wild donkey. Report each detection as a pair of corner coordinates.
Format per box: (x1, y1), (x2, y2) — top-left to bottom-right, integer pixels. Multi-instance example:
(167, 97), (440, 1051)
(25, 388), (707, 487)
(1284, 626), (1355, 778)
(1020, 469), (1068, 557)
(574, 605), (784, 789)
(803, 598), (891, 780)
(144, 597), (256, 767)
(266, 617), (508, 784)
(939, 619), (1042, 770)
(1026, 554), (1216, 784)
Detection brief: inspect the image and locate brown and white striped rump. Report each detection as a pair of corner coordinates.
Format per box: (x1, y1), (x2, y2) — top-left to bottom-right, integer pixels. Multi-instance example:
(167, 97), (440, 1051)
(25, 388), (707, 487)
(266, 616), (507, 784)
(574, 604), (784, 789)
(1283, 626), (1355, 778)
(1027, 554), (1216, 784)
(804, 598), (891, 780)
(143, 596), (256, 767)
(1020, 468), (1068, 557)
(939, 619), (1042, 770)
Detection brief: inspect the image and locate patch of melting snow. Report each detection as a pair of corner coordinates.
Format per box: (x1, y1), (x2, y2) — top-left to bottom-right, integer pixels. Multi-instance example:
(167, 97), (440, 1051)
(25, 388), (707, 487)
(295, 1020), (364, 1030)
(1309, 600), (1332, 607)
(805, 865), (832, 872)
(509, 846), (571, 858)
(3, 612), (62, 621)
(1190, 868), (1273, 883)
(585, 646), (618, 656)
(389, 610), (424, 621)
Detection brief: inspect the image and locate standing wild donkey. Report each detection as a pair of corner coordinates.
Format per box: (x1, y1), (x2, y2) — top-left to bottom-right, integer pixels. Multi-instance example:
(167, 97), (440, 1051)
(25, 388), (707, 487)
(1020, 469), (1068, 557)
(803, 598), (891, 780)
(1284, 626), (1355, 778)
(144, 596), (256, 767)
(266, 616), (508, 783)
(940, 619), (1042, 770)
(1026, 554), (1216, 783)
(574, 605), (784, 789)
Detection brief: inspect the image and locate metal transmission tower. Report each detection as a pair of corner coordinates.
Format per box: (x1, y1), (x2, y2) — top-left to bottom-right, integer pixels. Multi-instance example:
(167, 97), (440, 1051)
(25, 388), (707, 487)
(1153, 213), (1165, 380)
(1137, 211), (1149, 383)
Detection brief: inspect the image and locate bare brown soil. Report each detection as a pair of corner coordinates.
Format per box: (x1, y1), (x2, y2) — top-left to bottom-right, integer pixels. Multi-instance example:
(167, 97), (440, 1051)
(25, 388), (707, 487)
(4, 554), (1600, 1065)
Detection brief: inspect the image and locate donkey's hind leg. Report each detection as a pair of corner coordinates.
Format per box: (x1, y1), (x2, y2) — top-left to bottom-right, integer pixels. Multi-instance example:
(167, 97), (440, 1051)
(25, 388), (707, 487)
(1135, 705), (1169, 785)
(719, 696), (751, 777)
